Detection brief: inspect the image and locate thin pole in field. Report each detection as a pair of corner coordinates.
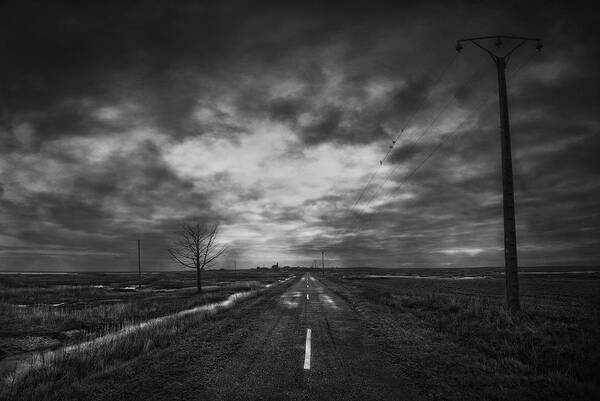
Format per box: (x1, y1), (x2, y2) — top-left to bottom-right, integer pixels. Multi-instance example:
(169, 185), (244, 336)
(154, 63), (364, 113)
(137, 239), (141, 289)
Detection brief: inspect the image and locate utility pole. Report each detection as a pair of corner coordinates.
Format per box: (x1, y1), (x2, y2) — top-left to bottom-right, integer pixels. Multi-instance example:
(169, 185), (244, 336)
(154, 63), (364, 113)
(321, 250), (326, 276)
(456, 35), (542, 313)
(137, 239), (141, 289)
(234, 259), (236, 272)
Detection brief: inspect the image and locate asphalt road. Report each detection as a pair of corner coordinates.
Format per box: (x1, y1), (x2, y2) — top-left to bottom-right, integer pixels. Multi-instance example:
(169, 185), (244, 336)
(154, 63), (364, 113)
(82, 274), (421, 400)
(209, 273), (418, 400)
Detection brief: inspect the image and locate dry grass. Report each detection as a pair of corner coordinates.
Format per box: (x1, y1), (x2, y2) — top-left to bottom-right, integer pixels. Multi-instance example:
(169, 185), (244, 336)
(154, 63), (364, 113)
(0, 273), (276, 356)
(354, 278), (600, 391)
(1, 290), (226, 335)
(0, 285), (266, 349)
(0, 278), (294, 401)
(0, 271), (292, 401)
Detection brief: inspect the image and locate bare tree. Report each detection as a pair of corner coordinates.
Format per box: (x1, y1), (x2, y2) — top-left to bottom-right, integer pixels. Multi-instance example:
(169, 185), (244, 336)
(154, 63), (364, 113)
(168, 223), (226, 293)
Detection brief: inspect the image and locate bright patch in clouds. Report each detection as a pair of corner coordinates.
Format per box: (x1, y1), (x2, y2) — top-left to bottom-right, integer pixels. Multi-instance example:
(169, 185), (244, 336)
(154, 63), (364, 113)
(162, 118), (383, 264)
(163, 120), (380, 210)
(438, 248), (486, 257)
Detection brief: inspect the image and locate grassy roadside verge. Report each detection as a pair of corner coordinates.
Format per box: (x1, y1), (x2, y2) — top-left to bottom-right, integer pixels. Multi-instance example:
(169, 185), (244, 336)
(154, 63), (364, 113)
(0, 271), (286, 360)
(0, 277), (295, 401)
(324, 275), (600, 400)
(0, 281), (265, 357)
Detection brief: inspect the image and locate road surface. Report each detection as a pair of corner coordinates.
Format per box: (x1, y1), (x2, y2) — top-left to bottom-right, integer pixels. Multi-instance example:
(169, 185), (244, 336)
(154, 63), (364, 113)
(79, 274), (421, 400)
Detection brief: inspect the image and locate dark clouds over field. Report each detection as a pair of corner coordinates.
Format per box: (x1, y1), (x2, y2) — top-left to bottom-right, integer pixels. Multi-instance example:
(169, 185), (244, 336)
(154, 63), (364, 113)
(1, 1), (598, 270)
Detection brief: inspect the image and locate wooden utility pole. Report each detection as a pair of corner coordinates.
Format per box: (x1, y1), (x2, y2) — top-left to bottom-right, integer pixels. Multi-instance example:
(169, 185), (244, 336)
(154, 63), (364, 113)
(137, 239), (141, 289)
(456, 35), (542, 313)
(321, 250), (326, 276)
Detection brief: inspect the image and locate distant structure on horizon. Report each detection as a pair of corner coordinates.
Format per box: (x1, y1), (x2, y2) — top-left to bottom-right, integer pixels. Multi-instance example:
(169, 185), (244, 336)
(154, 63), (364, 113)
(256, 264), (300, 270)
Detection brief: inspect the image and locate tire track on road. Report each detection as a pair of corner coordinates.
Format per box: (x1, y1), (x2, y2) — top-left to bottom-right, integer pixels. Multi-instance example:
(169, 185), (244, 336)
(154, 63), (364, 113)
(307, 276), (352, 375)
(235, 276), (301, 374)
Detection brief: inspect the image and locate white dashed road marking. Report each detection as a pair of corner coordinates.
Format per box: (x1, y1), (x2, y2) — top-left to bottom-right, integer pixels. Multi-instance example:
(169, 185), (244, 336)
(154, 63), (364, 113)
(306, 293), (309, 300)
(303, 328), (312, 370)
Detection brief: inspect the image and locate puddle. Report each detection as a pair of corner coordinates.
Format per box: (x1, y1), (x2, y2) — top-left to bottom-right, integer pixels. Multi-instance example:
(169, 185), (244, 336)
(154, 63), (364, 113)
(279, 288), (303, 309)
(516, 271), (600, 275)
(11, 303), (67, 308)
(2, 276), (294, 382)
(319, 294), (338, 309)
(346, 271), (600, 281)
(350, 275), (491, 280)
(277, 277), (309, 309)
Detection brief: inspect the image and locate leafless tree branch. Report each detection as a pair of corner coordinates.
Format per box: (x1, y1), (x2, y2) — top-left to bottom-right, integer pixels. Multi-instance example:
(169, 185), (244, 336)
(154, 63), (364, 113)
(168, 222), (226, 292)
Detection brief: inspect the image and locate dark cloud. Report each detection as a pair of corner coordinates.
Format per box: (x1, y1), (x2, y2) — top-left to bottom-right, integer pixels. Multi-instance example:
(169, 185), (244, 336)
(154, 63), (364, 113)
(1, 0), (599, 270)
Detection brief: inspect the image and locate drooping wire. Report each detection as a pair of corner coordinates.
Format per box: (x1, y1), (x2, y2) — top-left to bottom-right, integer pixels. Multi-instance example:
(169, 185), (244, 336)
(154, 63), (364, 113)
(345, 50), (540, 236)
(346, 95), (495, 238)
(346, 61), (489, 230)
(380, 51), (460, 163)
(347, 52), (460, 215)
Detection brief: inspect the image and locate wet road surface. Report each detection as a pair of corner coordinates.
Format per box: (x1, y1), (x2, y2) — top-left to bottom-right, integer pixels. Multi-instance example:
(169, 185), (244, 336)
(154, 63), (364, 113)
(83, 273), (420, 400)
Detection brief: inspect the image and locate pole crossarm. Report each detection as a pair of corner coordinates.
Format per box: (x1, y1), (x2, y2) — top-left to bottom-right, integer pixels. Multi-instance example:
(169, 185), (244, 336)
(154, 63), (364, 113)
(456, 35), (542, 63)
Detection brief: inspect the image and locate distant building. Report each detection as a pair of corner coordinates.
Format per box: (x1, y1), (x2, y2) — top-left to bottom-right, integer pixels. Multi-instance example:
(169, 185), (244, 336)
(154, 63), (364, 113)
(271, 262), (279, 269)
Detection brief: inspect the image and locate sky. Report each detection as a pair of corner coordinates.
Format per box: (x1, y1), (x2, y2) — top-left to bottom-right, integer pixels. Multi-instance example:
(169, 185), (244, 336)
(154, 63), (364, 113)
(1, 0), (599, 271)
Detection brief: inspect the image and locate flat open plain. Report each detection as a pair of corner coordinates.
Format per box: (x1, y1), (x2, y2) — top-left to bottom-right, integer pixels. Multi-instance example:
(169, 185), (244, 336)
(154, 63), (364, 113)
(1, 267), (599, 400)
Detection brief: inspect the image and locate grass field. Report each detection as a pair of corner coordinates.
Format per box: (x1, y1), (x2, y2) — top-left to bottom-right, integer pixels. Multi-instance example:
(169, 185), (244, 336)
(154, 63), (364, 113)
(0, 270), (290, 360)
(0, 269), (295, 400)
(325, 266), (600, 398)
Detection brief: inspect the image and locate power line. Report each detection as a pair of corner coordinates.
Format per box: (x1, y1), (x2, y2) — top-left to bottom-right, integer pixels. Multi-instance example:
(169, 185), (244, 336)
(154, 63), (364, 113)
(345, 51), (535, 237)
(346, 62), (489, 231)
(346, 52), (460, 217)
(346, 97), (493, 238)
(382, 52), (461, 162)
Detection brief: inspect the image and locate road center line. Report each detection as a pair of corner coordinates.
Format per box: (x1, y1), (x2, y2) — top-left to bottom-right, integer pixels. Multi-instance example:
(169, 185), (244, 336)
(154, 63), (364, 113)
(303, 328), (312, 370)
(306, 293), (309, 300)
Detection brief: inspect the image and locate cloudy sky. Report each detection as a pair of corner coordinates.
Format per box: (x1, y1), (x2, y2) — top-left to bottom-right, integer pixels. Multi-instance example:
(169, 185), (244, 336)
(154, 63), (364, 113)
(1, 1), (598, 271)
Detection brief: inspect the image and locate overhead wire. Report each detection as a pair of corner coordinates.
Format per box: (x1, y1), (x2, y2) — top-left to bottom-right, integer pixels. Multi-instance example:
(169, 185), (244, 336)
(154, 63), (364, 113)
(347, 52), (460, 214)
(380, 51), (461, 163)
(345, 48), (540, 236)
(346, 60), (489, 231)
(364, 63), (488, 203)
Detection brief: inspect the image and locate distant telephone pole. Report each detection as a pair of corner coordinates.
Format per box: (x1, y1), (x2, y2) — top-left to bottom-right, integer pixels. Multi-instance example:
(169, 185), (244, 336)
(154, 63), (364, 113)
(234, 259), (236, 272)
(321, 250), (326, 276)
(137, 239), (141, 289)
(456, 35), (542, 313)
